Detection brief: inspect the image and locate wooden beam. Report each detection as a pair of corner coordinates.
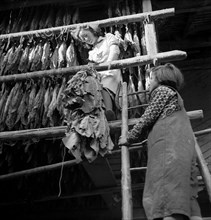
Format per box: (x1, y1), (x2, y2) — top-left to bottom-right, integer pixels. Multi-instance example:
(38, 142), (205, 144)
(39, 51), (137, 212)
(0, 50), (187, 83)
(0, 8), (175, 40)
(0, 110), (204, 141)
(194, 137), (211, 203)
(0, 158), (78, 181)
(121, 82), (133, 220)
(0, 126), (209, 182)
(1, 0), (211, 15)
(194, 128), (211, 137)
(141, 0), (159, 92)
(142, 0), (158, 56)
(0, 142), (147, 182)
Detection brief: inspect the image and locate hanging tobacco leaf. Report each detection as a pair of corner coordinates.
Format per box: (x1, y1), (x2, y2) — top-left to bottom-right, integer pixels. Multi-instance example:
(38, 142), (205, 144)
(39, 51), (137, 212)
(62, 68), (114, 163)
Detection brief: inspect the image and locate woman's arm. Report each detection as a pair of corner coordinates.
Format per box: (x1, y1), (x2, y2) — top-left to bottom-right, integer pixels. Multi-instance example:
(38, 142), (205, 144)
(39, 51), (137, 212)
(107, 44), (120, 62)
(127, 86), (177, 144)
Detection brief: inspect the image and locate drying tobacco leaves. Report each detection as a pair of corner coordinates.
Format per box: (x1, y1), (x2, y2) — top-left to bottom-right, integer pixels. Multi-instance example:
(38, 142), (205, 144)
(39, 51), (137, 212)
(61, 67), (114, 162)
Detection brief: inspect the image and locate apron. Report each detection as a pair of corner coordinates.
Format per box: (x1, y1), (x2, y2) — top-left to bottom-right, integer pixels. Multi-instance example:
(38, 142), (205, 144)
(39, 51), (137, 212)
(143, 91), (201, 220)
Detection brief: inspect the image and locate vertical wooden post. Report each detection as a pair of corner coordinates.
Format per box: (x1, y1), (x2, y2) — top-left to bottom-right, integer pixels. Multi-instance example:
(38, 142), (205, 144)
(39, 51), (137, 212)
(142, 0), (159, 92)
(142, 0), (158, 56)
(121, 82), (133, 220)
(194, 138), (211, 203)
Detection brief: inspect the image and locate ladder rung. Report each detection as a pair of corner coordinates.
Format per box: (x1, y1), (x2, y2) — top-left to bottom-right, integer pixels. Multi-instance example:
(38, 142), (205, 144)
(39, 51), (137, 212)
(130, 140), (148, 147)
(128, 104), (149, 110)
(130, 167), (147, 172)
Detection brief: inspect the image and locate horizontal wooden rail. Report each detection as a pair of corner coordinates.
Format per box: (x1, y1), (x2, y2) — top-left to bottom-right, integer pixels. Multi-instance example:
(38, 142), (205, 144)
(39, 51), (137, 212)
(194, 128), (211, 136)
(0, 158), (79, 181)
(0, 110), (203, 141)
(0, 125), (209, 182)
(0, 8), (175, 40)
(0, 50), (187, 83)
(0, 141), (147, 182)
(0, 127), (210, 182)
(130, 167), (147, 171)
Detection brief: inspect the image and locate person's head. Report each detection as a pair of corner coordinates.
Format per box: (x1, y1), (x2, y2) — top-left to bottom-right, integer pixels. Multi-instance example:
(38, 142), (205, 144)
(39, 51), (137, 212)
(148, 63), (184, 93)
(78, 23), (102, 45)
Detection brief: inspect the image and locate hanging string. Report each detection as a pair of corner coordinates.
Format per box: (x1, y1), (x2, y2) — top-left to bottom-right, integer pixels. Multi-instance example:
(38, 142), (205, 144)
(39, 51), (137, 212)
(58, 144), (66, 197)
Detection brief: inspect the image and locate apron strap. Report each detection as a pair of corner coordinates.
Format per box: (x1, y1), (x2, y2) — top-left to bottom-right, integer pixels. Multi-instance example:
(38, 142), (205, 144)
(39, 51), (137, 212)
(176, 91), (184, 109)
(164, 85), (184, 109)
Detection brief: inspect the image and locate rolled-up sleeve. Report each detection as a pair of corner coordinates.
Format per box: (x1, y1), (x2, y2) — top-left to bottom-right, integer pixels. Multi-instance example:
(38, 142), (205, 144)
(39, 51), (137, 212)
(106, 33), (119, 47)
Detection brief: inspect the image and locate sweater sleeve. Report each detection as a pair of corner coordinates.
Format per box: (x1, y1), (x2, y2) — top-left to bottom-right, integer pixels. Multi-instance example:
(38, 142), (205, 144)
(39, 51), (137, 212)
(127, 86), (176, 144)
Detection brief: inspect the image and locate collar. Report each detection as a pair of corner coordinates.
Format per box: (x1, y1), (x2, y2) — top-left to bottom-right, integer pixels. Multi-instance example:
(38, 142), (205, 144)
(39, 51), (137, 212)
(93, 36), (104, 46)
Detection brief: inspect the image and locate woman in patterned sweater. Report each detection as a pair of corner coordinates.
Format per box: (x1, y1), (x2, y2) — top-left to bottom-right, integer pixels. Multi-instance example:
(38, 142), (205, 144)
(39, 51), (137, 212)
(119, 63), (202, 220)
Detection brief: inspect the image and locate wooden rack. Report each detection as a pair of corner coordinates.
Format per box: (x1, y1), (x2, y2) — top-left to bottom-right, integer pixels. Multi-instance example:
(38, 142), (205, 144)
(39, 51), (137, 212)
(0, 50), (186, 83)
(0, 8), (174, 40)
(0, 110), (204, 141)
(0, 3), (211, 219)
(0, 125), (209, 182)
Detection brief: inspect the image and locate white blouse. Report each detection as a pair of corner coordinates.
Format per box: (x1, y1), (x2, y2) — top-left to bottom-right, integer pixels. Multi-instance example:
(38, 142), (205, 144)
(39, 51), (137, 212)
(88, 33), (122, 94)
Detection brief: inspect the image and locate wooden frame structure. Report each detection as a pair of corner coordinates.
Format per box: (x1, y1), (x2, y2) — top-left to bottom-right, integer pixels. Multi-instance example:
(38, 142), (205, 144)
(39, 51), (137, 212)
(0, 0), (211, 219)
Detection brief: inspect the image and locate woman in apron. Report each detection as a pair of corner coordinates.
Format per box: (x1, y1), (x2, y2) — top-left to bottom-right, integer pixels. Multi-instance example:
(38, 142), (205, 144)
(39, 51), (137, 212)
(119, 63), (202, 220)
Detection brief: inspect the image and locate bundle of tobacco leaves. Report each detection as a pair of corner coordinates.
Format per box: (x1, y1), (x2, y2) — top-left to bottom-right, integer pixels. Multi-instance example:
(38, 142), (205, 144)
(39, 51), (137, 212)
(61, 67), (114, 162)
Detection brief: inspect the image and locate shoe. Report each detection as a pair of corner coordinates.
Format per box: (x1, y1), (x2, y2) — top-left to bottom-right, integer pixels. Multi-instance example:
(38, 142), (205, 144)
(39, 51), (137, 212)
(105, 110), (116, 121)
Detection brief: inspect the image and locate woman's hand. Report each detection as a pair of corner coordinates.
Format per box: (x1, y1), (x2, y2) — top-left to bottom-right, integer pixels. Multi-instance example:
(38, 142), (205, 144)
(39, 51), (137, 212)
(118, 135), (130, 147)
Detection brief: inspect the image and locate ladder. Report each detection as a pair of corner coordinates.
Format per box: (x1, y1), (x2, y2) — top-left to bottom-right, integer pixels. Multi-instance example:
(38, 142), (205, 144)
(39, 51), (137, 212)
(0, 1), (210, 219)
(120, 82), (211, 220)
(119, 1), (211, 220)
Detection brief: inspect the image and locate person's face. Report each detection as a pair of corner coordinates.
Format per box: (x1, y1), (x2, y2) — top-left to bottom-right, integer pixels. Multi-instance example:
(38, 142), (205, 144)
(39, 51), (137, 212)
(149, 71), (159, 93)
(79, 29), (98, 45)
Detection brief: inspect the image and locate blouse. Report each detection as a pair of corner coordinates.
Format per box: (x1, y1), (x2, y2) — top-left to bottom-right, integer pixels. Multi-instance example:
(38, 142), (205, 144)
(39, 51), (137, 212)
(88, 33), (122, 94)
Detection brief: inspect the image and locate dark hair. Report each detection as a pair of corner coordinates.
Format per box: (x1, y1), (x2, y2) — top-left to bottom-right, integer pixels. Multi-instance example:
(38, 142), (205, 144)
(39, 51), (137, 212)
(150, 63), (184, 91)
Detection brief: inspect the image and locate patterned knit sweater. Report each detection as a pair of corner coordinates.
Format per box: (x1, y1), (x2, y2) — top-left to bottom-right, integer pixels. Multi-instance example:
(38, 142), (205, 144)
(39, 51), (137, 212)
(127, 85), (181, 144)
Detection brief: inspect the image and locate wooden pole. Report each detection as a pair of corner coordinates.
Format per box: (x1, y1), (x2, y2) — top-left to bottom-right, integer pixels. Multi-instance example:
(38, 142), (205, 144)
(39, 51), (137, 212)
(0, 158), (78, 181)
(0, 110), (204, 141)
(142, 0), (158, 56)
(121, 82), (133, 220)
(130, 167), (147, 172)
(0, 140), (146, 182)
(194, 137), (211, 203)
(0, 8), (175, 40)
(141, 0), (159, 101)
(0, 127), (210, 182)
(0, 50), (187, 83)
(194, 128), (211, 136)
